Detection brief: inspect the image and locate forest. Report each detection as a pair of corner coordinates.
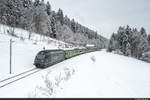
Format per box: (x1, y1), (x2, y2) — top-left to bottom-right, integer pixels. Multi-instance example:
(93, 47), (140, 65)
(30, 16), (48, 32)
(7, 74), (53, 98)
(107, 25), (150, 63)
(0, 0), (108, 48)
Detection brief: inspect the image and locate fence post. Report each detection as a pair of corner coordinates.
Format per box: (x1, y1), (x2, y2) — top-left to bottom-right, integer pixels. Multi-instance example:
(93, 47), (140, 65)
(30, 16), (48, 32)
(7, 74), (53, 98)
(10, 39), (12, 74)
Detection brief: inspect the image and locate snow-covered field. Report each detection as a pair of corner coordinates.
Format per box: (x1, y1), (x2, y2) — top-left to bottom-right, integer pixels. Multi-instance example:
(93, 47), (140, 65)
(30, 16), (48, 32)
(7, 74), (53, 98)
(0, 49), (150, 98)
(56, 50), (150, 98)
(0, 25), (150, 98)
(0, 24), (76, 83)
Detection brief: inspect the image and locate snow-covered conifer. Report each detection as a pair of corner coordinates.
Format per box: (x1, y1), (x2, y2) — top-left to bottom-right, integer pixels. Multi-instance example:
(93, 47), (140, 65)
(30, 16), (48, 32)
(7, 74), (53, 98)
(147, 34), (150, 45)
(46, 1), (51, 15)
(57, 8), (64, 25)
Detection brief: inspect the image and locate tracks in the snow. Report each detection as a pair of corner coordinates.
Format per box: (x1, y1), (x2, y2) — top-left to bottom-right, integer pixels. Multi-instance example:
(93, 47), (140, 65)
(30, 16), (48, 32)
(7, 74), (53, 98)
(0, 50), (99, 89)
(0, 68), (41, 89)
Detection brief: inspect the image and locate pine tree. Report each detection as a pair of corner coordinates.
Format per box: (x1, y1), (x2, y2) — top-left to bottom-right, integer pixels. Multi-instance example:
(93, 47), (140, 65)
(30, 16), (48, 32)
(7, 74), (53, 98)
(46, 1), (51, 15)
(71, 19), (76, 33)
(147, 34), (150, 46)
(137, 27), (149, 59)
(107, 33), (114, 52)
(0, 0), (23, 27)
(0, 0), (8, 24)
(34, 0), (40, 7)
(46, 18), (53, 37)
(140, 27), (147, 38)
(21, 0), (33, 30)
(64, 15), (71, 28)
(50, 11), (57, 37)
(23, 0), (31, 8)
(107, 33), (119, 52)
(32, 0), (49, 41)
(57, 8), (64, 25)
(137, 36), (149, 59)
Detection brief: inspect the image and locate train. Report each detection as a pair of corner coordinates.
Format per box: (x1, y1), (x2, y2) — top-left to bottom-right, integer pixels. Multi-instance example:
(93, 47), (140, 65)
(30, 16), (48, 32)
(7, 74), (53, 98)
(34, 47), (99, 68)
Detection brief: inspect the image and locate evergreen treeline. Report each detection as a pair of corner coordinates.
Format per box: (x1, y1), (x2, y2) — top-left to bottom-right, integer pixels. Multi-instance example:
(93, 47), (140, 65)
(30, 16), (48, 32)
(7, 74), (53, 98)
(0, 0), (108, 48)
(107, 25), (150, 63)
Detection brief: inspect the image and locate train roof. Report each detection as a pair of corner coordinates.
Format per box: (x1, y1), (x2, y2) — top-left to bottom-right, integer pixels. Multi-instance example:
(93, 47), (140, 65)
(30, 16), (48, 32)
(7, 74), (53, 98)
(86, 44), (95, 47)
(38, 49), (64, 54)
(65, 48), (87, 51)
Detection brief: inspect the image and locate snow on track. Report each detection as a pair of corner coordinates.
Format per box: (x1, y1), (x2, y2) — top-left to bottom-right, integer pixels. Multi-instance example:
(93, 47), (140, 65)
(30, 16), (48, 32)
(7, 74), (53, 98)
(0, 68), (40, 89)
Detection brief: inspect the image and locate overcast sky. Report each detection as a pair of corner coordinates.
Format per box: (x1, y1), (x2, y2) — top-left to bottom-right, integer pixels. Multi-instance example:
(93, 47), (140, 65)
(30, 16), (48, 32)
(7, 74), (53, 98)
(46, 0), (150, 38)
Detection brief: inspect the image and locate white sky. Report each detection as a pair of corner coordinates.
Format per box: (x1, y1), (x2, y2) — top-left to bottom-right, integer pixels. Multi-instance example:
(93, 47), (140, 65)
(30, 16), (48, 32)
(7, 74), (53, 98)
(46, 0), (150, 38)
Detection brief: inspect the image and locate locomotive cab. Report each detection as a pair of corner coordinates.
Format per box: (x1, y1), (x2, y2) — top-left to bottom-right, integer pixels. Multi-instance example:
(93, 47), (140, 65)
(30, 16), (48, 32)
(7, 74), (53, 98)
(34, 51), (46, 68)
(34, 50), (65, 68)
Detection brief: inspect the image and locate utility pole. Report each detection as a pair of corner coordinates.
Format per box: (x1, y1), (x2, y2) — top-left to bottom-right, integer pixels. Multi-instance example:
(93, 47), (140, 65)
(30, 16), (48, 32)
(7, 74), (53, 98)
(10, 39), (12, 74)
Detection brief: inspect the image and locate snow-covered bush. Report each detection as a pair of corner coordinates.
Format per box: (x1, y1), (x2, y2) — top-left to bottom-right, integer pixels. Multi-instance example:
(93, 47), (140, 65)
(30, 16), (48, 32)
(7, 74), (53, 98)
(54, 73), (62, 87)
(30, 67), (76, 97)
(141, 51), (150, 63)
(63, 68), (72, 81)
(91, 56), (96, 62)
(20, 36), (25, 41)
(7, 27), (18, 38)
(113, 49), (124, 55)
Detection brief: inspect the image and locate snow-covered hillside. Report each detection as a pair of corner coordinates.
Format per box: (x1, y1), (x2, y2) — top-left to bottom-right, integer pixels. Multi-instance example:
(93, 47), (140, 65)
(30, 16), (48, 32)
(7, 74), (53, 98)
(0, 24), (150, 98)
(57, 50), (150, 98)
(0, 0), (108, 48)
(0, 24), (78, 82)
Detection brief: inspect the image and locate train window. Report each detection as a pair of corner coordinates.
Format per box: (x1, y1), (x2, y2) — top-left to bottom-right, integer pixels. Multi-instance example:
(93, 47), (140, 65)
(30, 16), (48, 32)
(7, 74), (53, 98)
(40, 52), (45, 55)
(47, 52), (51, 55)
(45, 54), (49, 58)
(36, 54), (45, 60)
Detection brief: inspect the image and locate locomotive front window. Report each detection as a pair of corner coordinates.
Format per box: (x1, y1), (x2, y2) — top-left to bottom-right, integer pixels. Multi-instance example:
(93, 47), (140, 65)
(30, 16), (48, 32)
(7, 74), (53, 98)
(36, 54), (45, 60)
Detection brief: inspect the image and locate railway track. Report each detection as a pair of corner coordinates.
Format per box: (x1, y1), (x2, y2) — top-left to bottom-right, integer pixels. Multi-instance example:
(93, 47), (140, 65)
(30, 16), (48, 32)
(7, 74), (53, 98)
(0, 62), (62, 89)
(0, 68), (40, 89)
(0, 50), (98, 89)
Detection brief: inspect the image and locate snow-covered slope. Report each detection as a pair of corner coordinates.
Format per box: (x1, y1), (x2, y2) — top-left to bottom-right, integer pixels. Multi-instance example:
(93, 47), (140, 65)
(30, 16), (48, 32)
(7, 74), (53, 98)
(0, 49), (150, 97)
(56, 50), (150, 98)
(0, 24), (150, 98)
(0, 24), (77, 82)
